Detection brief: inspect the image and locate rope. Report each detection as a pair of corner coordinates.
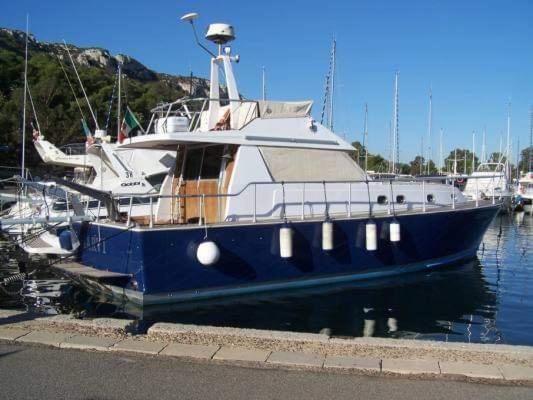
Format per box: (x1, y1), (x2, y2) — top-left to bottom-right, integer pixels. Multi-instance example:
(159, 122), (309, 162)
(56, 54), (86, 120)
(104, 66), (119, 131)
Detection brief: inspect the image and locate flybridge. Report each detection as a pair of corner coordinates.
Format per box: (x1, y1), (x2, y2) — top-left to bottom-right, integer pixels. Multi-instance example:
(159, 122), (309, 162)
(117, 13), (354, 152)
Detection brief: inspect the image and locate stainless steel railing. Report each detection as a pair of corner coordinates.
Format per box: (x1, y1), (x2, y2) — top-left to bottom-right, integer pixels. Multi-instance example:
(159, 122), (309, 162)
(110, 175), (505, 228)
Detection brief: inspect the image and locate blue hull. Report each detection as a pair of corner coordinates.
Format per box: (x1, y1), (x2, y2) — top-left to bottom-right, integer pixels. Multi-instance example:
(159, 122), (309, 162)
(74, 204), (499, 304)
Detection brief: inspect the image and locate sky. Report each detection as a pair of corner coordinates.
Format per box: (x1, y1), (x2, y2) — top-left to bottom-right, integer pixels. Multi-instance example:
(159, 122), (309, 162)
(2, 0), (532, 164)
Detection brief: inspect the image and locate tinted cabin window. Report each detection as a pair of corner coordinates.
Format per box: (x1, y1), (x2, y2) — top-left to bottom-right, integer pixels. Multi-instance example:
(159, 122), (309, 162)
(427, 194), (435, 203)
(396, 195), (405, 204)
(201, 145), (224, 179)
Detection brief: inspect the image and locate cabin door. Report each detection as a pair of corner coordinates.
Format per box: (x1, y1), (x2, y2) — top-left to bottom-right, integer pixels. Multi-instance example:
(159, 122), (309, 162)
(180, 145), (225, 224)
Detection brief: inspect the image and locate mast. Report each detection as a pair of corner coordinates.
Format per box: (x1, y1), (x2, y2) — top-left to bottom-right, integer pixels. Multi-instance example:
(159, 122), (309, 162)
(472, 131), (476, 174)
(481, 127), (486, 164)
(420, 136), (424, 175)
(261, 66), (266, 101)
(530, 106), (533, 171)
(392, 71), (400, 174)
(506, 101), (511, 179)
(388, 120), (392, 173)
(21, 15), (29, 179)
(363, 103), (368, 172)
(329, 39), (336, 132)
(117, 63), (121, 138)
(439, 128), (443, 174)
(427, 87), (432, 174)
(499, 133), (503, 162)
(454, 149), (457, 175)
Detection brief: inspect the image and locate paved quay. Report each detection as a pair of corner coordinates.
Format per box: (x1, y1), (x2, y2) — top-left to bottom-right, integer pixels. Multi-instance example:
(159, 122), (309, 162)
(1, 343), (532, 400)
(1, 309), (533, 387)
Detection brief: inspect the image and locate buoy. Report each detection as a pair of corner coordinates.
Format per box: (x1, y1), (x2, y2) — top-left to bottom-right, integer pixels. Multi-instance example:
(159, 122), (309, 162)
(279, 224), (293, 258)
(365, 221), (377, 251)
(389, 220), (401, 242)
(196, 240), (220, 266)
(322, 219), (334, 251)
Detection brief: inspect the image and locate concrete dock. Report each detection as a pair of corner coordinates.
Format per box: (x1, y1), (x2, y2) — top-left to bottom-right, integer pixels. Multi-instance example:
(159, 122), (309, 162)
(1, 308), (532, 390)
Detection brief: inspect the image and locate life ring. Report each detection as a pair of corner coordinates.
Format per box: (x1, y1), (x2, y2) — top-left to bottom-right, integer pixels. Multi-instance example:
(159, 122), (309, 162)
(457, 178), (464, 184)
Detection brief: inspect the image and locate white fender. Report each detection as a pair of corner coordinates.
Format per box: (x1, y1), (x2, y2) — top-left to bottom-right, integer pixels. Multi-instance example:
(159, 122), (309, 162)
(196, 240), (220, 266)
(279, 225), (293, 258)
(365, 221), (377, 251)
(322, 220), (334, 251)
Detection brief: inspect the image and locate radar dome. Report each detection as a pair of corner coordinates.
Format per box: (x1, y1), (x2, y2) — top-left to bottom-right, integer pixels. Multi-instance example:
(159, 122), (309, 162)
(205, 23), (235, 45)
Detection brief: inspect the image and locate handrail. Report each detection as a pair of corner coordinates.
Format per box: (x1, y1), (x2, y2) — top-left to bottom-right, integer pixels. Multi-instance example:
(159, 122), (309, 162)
(111, 174), (506, 200)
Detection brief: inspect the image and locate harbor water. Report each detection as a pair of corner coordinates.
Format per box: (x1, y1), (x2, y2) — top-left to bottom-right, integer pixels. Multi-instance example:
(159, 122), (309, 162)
(0, 212), (531, 345)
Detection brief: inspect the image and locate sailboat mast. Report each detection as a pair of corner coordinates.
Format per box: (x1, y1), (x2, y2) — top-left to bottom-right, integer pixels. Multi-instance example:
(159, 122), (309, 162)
(472, 131), (475, 174)
(392, 71), (399, 174)
(530, 106), (533, 171)
(506, 101), (511, 178)
(329, 39), (336, 132)
(261, 66), (266, 101)
(439, 128), (443, 174)
(117, 63), (121, 137)
(482, 127), (486, 164)
(21, 15), (29, 179)
(363, 103), (368, 172)
(427, 87), (432, 174)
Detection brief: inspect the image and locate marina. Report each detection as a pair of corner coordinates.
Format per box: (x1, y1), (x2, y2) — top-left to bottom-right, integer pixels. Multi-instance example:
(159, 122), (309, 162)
(0, 2), (532, 397)
(0, 210), (531, 346)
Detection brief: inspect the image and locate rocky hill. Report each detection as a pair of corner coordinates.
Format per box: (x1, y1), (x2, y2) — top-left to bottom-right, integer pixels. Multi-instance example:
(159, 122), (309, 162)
(0, 28), (208, 168)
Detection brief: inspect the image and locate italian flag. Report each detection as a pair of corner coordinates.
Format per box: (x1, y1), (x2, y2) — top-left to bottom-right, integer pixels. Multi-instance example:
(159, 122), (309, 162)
(118, 107), (142, 143)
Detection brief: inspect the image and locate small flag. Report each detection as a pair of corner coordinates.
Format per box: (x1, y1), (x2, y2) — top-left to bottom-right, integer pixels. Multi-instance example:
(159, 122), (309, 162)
(118, 106), (142, 144)
(81, 118), (92, 137)
(82, 118), (94, 147)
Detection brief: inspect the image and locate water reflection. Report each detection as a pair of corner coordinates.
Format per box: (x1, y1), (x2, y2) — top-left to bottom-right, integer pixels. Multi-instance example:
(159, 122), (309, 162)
(0, 212), (531, 345)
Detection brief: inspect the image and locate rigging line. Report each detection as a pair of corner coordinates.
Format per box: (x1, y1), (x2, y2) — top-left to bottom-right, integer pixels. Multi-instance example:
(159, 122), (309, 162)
(62, 40), (100, 129)
(104, 66), (120, 131)
(56, 54), (86, 120)
(26, 82), (42, 135)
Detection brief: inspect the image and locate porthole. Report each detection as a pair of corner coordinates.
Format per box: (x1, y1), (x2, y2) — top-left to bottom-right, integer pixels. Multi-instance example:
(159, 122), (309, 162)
(377, 195), (388, 205)
(396, 195), (405, 204)
(427, 194), (435, 203)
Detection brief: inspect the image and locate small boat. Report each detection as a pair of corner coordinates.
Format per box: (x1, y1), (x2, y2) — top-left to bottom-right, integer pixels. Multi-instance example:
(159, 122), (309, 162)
(515, 172), (533, 214)
(462, 162), (512, 206)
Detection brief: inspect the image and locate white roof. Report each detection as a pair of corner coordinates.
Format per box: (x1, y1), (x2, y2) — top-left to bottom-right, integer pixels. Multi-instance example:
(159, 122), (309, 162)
(120, 116), (354, 152)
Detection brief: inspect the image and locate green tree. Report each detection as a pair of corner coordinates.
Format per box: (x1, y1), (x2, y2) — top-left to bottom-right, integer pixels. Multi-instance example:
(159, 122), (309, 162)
(444, 149), (479, 174)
